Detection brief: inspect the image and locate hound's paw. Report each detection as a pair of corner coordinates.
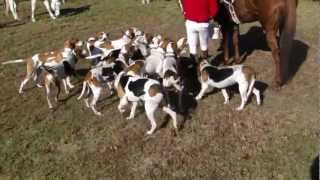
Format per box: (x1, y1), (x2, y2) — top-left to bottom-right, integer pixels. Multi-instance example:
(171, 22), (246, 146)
(236, 107), (244, 111)
(195, 96), (202, 101)
(36, 84), (43, 88)
(126, 116), (134, 120)
(19, 90), (24, 94)
(146, 130), (154, 135)
(224, 100), (230, 104)
(95, 112), (102, 116)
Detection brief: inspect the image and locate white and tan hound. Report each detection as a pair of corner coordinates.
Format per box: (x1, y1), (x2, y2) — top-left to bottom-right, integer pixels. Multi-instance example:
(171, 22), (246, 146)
(77, 41), (145, 116)
(196, 61), (261, 111)
(4, 0), (63, 22)
(2, 39), (82, 94)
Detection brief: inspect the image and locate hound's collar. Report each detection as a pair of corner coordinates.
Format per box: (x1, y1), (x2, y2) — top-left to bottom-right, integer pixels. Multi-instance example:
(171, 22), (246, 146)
(200, 61), (213, 72)
(165, 52), (175, 57)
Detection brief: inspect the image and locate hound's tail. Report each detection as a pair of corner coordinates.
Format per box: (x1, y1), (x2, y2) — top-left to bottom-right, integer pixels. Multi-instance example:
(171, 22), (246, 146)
(77, 81), (88, 100)
(2, 59), (25, 65)
(176, 37), (188, 56)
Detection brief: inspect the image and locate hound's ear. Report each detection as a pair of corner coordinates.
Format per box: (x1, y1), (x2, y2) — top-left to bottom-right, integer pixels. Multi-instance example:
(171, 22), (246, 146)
(64, 39), (76, 49)
(145, 33), (153, 44)
(160, 38), (169, 50)
(75, 40), (84, 47)
(172, 42), (178, 55)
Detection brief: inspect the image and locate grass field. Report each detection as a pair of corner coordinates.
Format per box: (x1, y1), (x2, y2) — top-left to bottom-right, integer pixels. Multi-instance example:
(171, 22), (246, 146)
(0, 0), (319, 179)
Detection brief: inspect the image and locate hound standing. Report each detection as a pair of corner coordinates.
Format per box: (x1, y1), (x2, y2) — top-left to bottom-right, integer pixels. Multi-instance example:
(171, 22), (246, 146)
(196, 61), (261, 111)
(114, 72), (177, 135)
(1, 39), (80, 94)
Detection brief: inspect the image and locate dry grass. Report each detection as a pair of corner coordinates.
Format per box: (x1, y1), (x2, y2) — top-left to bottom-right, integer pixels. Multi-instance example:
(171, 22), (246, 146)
(0, 0), (319, 179)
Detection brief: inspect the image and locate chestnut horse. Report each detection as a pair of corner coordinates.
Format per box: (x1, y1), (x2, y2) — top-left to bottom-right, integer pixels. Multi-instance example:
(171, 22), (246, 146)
(215, 0), (297, 88)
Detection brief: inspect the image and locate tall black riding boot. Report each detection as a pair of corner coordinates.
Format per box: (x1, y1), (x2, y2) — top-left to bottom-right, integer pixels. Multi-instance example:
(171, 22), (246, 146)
(200, 50), (208, 61)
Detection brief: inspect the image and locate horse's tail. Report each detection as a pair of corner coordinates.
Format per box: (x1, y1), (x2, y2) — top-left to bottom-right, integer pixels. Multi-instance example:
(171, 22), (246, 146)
(280, 0), (297, 83)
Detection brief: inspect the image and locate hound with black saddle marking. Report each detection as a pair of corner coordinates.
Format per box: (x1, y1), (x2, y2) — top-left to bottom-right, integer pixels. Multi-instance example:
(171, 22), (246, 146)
(41, 42), (86, 109)
(77, 58), (126, 116)
(114, 72), (177, 135)
(196, 61), (261, 111)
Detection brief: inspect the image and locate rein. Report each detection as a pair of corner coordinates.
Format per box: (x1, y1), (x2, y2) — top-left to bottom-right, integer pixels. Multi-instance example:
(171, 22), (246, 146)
(220, 0), (241, 24)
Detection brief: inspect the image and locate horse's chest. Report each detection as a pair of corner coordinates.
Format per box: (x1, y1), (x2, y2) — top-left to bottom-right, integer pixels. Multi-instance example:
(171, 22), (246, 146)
(234, 1), (259, 22)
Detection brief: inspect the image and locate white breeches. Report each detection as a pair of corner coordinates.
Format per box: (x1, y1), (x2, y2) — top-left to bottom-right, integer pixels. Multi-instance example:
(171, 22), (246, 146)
(185, 20), (210, 55)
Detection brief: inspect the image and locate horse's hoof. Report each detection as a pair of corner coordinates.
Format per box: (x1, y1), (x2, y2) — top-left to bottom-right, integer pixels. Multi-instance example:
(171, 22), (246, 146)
(271, 81), (281, 91)
(235, 59), (242, 64)
(223, 60), (231, 65)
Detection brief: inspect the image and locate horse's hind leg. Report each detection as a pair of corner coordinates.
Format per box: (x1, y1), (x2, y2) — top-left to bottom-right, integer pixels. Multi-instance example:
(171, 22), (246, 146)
(266, 30), (282, 88)
(233, 25), (241, 64)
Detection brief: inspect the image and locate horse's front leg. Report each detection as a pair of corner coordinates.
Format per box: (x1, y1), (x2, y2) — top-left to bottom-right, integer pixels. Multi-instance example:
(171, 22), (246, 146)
(233, 25), (241, 64)
(222, 29), (230, 65)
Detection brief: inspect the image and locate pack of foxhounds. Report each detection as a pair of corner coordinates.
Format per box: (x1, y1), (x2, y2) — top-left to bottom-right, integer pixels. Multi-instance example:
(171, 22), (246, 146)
(2, 27), (262, 135)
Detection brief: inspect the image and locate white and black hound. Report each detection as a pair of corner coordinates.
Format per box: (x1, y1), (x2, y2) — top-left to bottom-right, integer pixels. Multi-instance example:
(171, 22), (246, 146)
(77, 42), (143, 116)
(114, 72), (177, 135)
(77, 58), (127, 116)
(196, 61), (261, 111)
(41, 42), (86, 109)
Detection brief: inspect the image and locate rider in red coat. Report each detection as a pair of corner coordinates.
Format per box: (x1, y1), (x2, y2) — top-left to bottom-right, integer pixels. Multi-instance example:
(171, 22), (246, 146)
(180, 0), (218, 60)
(183, 0), (218, 23)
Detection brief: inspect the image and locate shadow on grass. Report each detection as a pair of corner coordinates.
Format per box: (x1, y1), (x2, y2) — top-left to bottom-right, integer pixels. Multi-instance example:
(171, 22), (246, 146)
(213, 26), (309, 84)
(0, 20), (26, 29)
(60, 5), (91, 17)
(34, 4), (91, 20)
(76, 68), (89, 77)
